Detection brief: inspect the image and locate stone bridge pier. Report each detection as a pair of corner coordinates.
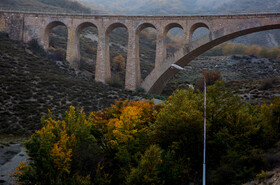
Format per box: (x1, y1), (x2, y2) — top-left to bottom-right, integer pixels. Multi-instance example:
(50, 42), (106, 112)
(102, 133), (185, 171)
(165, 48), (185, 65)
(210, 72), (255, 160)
(1, 11), (280, 94)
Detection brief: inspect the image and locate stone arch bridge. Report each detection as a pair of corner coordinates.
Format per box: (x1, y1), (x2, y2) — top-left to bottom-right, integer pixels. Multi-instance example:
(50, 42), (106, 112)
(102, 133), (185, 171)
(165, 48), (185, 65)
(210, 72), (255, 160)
(1, 11), (280, 94)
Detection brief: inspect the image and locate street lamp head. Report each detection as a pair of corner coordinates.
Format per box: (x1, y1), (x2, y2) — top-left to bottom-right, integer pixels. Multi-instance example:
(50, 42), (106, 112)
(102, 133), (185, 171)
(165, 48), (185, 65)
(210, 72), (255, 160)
(170, 64), (185, 71)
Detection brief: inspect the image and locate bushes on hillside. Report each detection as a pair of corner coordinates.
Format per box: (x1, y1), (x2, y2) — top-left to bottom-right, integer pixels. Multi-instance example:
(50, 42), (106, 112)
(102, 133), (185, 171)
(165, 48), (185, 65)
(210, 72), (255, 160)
(28, 39), (44, 53)
(204, 42), (280, 59)
(48, 49), (65, 61)
(10, 83), (280, 185)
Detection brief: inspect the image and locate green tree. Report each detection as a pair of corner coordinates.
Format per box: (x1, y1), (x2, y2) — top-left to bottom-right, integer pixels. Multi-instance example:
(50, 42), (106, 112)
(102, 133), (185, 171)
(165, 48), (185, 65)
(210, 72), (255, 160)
(149, 89), (203, 183)
(126, 145), (164, 185)
(233, 43), (247, 55)
(259, 47), (270, 58)
(222, 42), (235, 56)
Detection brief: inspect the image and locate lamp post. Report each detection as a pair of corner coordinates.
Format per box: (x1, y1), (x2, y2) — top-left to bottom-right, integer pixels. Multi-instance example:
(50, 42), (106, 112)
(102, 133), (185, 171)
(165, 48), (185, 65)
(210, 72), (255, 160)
(170, 64), (207, 185)
(203, 72), (206, 185)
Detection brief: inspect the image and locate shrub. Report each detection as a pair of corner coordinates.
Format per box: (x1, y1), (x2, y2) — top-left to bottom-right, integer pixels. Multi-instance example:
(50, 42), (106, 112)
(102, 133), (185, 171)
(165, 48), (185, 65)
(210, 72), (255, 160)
(259, 47), (270, 58)
(105, 76), (123, 88)
(195, 71), (222, 91)
(260, 78), (275, 90)
(48, 50), (64, 61)
(136, 87), (146, 93)
(256, 170), (268, 183)
(28, 39), (44, 53)
(0, 32), (9, 38)
(85, 44), (95, 54)
(48, 49), (66, 61)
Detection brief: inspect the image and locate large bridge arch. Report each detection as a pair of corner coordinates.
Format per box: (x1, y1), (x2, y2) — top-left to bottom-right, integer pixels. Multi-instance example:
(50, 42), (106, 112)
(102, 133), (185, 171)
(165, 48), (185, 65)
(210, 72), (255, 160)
(141, 22), (280, 94)
(43, 21), (68, 50)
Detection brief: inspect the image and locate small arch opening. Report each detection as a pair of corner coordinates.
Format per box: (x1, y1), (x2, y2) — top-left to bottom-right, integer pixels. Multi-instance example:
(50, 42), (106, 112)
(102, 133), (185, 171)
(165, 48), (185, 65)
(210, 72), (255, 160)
(77, 22), (98, 78)
(107, 23), (128, 87)
(191, 23), (210, 41)
(45, 21), (68, 61)
(137, 23), (157, 80)
(165, 23), (185, 57)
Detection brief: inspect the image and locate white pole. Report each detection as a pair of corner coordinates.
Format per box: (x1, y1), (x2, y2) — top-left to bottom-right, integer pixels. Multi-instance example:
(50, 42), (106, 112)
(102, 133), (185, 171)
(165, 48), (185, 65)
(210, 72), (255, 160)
(203, 74), (207, 185)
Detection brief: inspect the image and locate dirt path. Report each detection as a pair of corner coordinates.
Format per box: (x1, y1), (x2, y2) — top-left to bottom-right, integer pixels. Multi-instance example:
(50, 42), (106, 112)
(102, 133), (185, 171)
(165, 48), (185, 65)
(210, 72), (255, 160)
(0, 144), (28, 185)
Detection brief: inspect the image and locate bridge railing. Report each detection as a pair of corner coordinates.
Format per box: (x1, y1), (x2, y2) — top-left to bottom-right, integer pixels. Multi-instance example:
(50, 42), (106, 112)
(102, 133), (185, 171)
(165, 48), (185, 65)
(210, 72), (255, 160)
(1, 7), (280, 16)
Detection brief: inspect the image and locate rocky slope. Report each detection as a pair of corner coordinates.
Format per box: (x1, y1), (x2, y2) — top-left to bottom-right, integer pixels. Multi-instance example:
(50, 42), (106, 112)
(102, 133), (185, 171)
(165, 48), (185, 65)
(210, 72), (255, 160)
(0, 32), (149, 135)
(164, 55), (280, 104)
(245, 141), (280, 185)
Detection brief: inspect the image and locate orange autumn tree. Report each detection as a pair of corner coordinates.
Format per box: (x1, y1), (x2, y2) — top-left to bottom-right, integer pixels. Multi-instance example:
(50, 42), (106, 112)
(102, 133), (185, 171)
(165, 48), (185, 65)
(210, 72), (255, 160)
(90, 99), (162, 184)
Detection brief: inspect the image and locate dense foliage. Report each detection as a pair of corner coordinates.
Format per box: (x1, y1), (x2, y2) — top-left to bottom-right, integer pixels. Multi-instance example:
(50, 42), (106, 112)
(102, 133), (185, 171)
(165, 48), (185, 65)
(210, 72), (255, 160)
(11, 82), (280, 184)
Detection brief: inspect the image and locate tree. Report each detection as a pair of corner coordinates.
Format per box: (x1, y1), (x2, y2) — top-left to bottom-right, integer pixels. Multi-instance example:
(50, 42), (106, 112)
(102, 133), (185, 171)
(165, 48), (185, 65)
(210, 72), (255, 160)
(91, 100), (161, 184)
(259, 47), (270, 58)
(10, 85), (280, 185)
(233, 43), (247, 55)
(149, 89), (204, 183)
(126, 145), (164, 185)
(10, 106), (100, 185)
(112, 55), (126, 72)
(269, 48), (280, 59)
(222, 42), (235, 56)
(245, 44), (261, 56)
(195, 71), (222, 91)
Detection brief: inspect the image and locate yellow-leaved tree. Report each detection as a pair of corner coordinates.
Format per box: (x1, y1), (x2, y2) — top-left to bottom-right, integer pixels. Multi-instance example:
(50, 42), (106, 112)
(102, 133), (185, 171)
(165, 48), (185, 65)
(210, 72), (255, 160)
(112, 54), (125, 72)
(10, 106), (98, 185)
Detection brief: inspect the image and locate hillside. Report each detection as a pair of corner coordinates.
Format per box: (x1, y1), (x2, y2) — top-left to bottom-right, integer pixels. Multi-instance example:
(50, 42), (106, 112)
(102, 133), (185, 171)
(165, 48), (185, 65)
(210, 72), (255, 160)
(78, 0), (280, 15)
(164, 55), (280, 104)
(0, 0), (90, 13)
(0, 32), (149, 135)
(77, 0), (280, 48)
